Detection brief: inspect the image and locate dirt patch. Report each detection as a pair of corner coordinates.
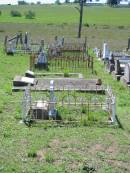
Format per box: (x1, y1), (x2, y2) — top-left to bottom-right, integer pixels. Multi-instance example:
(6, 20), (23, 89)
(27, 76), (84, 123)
(107, 159), (130, 172)
(49, 138), (61, 148)
(89, 143), (105, 156)
(37, 149), (46, 162)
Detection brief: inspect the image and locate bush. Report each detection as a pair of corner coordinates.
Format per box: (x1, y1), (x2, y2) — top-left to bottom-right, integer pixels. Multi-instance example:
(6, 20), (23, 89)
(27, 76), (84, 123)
(28, 150), (37, 158)
(25, 10), (35, 19)
(64, 72), (69, 77)
(0, 11), (2, 16)
(10, 10), (22, 17)
(84, 23), (89, 27)
(118, 25), (125, 30)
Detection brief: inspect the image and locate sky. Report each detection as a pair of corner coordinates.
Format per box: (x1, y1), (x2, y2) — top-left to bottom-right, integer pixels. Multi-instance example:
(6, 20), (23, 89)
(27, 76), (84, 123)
(0, 0), (73, 5)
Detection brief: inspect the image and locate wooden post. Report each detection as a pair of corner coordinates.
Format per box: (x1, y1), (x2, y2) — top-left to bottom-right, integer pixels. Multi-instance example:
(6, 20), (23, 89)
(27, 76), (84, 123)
(4, 35), (8, 52)
(78, 0), (84, 38)
(30, 54), (35, 71)
(91, 57), (94, 74)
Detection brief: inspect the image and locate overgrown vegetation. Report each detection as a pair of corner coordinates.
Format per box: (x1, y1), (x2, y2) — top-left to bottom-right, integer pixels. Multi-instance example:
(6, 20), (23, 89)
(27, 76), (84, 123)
(10, 10), (22, 17)
(25, 10), (35, 19)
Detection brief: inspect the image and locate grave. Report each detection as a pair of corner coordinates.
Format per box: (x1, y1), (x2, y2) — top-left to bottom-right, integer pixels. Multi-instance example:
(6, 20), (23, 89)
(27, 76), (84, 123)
(4, 32), (30, 55)
(13, 76), (36, 87)
(21, 84), (117, 125)
(48, 37), (87, 57)
(31, 101), (49, 120)
(35, 50), (48, 69)
(102, 42), (109, 60)
(30, 53), (93, 73)
(4, 32), (45, 55)
(121, 63), (130, 85)
(25, 80), (58, 120)
(13, 77), (104, 92)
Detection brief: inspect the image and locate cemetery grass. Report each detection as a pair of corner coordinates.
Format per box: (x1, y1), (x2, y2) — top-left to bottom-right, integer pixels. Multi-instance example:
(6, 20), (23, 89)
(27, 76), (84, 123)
(0, 47), (130, 172)
(0, 4), (130, 173)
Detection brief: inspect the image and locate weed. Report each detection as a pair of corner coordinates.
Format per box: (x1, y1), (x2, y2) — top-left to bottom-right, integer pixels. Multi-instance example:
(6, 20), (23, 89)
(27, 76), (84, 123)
(45, 152), (55, 163)
(28, 150), (37, 158)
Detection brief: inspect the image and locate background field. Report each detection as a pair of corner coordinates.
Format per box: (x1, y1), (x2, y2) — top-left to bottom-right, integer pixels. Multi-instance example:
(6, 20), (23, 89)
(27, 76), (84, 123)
(0, 5), (130, 49)
(0, 4), (130, 173)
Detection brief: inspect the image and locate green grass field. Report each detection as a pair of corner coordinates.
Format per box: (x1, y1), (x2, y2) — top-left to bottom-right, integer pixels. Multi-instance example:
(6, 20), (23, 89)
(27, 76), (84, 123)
(0, 5), (130, 26)
(0, 5), (129, 50)
(0, 4), (130, 173)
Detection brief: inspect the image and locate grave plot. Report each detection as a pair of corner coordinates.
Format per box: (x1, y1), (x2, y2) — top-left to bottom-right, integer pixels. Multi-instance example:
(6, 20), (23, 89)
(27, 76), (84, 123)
(4, 32), (44, 55)
(21, 81), (117, 126)
(94, 42), (130, 82)
(120, 63), (130, 87)
(111, 57), (130, 80)
(48, 36), (87, 55)
(29, 36), (92, 73)
(13, 75), (104, 92)
(30, 53), (93, 73)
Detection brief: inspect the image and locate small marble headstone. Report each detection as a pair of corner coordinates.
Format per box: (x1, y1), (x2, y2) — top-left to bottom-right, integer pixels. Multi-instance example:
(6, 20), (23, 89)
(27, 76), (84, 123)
(124, 63), (130, 83)
(103, 42), (109, 60)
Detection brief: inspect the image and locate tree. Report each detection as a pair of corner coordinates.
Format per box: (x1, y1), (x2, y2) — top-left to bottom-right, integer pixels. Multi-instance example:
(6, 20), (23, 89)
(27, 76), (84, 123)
(55, 0), (61, 5)
(37, 1), (41, 4)
(65, 0), (70, 3)
(73, 0), (79, 3)
(107, 0), (119, 6)
(25, 10), (35, 19)
(10, 10), (22, 17)
(18, 1), (28, 5)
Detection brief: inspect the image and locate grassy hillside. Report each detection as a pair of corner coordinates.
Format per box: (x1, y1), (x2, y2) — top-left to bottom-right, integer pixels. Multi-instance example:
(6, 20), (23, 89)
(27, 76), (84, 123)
(0, 4), (130, 173)
(0, 47), (130, 172)
(0, 5), (130, 26)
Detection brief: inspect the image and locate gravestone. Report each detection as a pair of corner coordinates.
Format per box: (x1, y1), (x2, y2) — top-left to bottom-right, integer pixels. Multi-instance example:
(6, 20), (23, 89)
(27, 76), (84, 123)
(6, 41), (15, 55)
(25, 70), (35, 78)
(49, 80), (57, 118)
(127, 38), (130, 50)
(32, 101), (49, 120)
(124, 63), (130, 83)
(13, 76), (35, 86)
(103, 42), (109, 60)
(115, 59), (121, 75)
(36, 50), (48, 69)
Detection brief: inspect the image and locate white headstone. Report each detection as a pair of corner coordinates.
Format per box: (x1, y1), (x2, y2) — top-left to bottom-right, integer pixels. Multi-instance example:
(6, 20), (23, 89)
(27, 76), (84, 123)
(124, 63), (130, 83)
(103, 42), (109, 59)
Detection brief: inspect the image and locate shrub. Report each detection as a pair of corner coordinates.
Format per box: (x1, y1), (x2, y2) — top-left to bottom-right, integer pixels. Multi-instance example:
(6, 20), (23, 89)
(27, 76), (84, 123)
(81, 107), (87, 114)
(25, 10), (35, 19)
(118, 25), (125, 30)
(28, 150), (37, 158)
(84, 23), (89, 27)
(10, 10), (22, 17)
(45, 152), (54, 163)
(64, 72), (69, 77)
(0, 11), (2, 16)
